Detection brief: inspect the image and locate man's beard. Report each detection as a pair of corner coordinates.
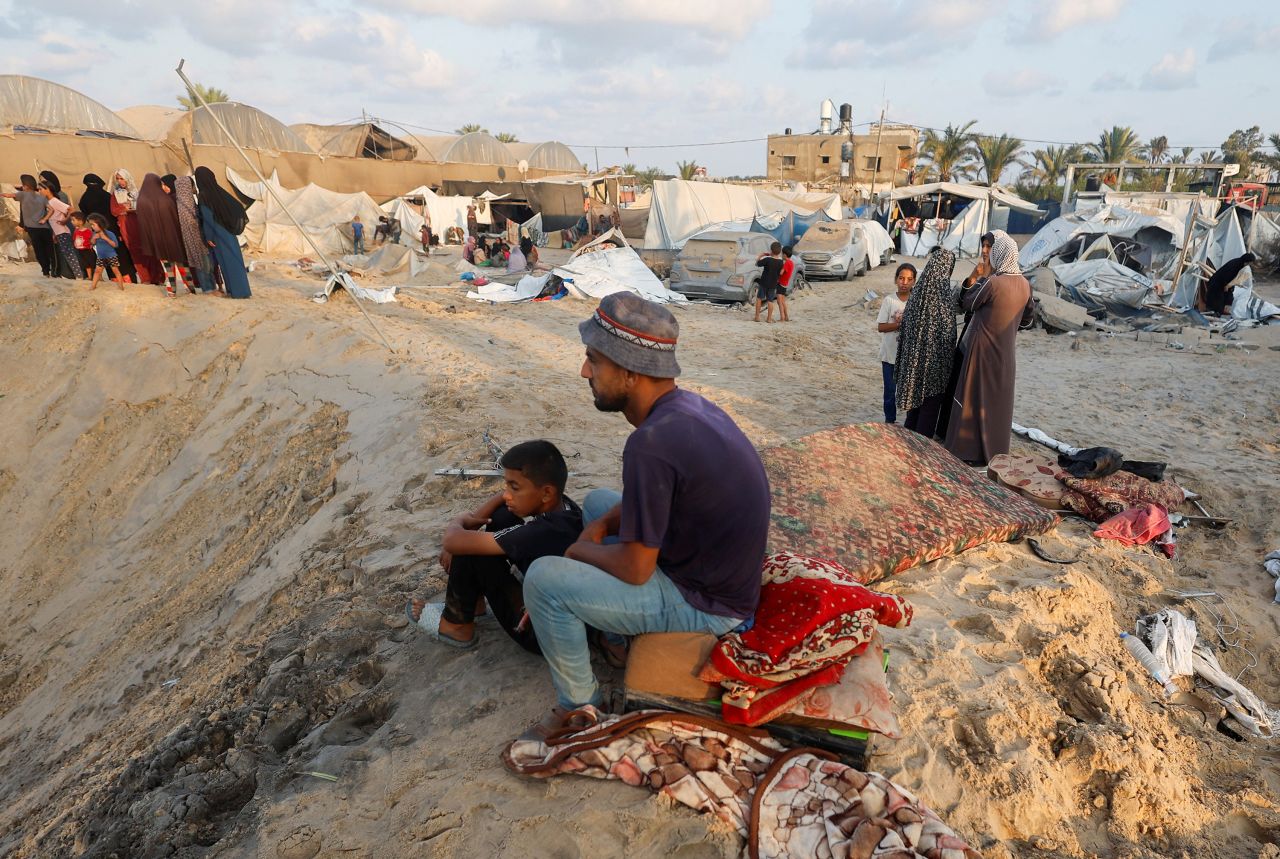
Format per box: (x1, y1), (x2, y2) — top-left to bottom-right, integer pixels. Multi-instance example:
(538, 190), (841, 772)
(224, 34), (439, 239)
(590, 383), (628, 413)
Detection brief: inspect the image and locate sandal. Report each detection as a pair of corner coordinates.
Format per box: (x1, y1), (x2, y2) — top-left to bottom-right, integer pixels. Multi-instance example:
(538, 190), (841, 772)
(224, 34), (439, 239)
(404, 601), (478, 650)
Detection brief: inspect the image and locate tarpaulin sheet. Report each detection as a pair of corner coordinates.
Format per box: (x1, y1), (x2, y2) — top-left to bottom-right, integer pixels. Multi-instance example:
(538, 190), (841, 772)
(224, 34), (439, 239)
(643, 179), (841, 250)
(1021, 205), (1185, 271)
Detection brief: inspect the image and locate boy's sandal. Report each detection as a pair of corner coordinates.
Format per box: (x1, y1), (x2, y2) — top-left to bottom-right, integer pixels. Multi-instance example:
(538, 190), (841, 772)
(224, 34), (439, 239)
(404, 601), (478, 650)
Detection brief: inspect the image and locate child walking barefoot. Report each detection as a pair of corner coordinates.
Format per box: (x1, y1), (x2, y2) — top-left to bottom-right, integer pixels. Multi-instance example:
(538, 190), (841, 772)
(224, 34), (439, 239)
(87, 214), (126, 290)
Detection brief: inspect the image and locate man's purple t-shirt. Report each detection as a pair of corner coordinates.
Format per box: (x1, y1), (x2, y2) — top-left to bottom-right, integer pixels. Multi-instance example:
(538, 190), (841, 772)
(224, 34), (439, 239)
(619, 388), (770, 618)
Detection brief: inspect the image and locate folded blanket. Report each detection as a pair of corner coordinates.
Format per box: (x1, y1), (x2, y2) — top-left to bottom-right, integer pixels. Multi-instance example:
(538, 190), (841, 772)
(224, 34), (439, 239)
(700, 553), (912, 726)
(1057, 470), (1185, 523)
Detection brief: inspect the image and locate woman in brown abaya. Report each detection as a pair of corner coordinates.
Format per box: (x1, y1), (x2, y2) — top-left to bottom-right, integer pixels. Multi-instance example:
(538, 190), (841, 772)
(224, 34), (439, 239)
(136, 172), (190, 296)
(110, 169), (163, 285)
(943, 230), (1033, 466)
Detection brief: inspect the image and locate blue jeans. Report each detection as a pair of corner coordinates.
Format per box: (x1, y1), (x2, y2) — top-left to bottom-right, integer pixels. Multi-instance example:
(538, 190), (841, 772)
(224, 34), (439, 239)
(523, 489), (744, 709)
(353, 235), (365, 255)
(882, 361), (896, 423)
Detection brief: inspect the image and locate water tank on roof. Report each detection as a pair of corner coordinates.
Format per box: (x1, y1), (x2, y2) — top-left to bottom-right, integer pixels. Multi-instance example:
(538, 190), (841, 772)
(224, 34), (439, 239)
(1085, 174), (1101, 192)
(784, 128), (791, 135)
(839, 103), (853, 133)
(820, 98), (834, 134)
(840, 141), (853, 162)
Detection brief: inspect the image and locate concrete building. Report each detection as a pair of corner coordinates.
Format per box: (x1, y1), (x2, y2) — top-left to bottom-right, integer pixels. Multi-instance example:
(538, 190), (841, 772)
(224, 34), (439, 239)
(766, 124), (920, 189)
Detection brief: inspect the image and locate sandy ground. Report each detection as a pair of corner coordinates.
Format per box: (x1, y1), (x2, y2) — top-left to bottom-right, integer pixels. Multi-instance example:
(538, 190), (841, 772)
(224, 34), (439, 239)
(0, 244), (1278, 859)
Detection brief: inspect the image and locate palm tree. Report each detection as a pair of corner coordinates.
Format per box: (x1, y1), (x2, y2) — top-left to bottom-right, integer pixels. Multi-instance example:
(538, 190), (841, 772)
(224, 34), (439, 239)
(455, 123), (487, 134)
(1087, 126), (1143, 163)
(974, 134), (1025, 184)
(1266, 133), (1280, 177)
(676, 160), (700, 180)
(918, 121), (979, 182)
(621, 163), (638, 176)
(1171, 146), (1195, 164)
(495, 132), (518, 143)
(177, 83), (230, 110)
(1026, 144), (1085, 191)
(1143, 135), (1169, 163)
(1197, 150), (1222, 163)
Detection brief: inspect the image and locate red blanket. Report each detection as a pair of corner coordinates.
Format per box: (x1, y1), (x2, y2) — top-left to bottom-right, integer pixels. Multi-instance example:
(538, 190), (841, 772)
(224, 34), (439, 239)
(700, 552), (912, 726)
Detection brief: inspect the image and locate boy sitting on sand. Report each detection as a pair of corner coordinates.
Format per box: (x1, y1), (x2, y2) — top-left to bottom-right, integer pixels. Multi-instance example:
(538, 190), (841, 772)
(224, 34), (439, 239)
(406, 440), (583, 652)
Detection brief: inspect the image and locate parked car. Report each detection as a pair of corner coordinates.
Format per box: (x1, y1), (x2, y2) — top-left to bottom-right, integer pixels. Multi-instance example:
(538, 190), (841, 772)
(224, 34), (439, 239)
(669, 230), (788, 303)
(795, 219), (893, 280)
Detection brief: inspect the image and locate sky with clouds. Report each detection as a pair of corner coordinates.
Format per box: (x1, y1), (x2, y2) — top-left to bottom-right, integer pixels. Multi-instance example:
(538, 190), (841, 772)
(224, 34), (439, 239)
(2, 0), (1276, 176)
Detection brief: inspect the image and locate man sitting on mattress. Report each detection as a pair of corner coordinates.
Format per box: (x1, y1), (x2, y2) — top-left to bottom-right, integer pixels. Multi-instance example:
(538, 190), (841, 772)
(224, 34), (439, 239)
(522, 292), (772, 731)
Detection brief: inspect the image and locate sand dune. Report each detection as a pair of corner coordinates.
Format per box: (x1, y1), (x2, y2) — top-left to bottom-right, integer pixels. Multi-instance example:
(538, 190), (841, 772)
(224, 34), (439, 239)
(0, 248), (1277, 858)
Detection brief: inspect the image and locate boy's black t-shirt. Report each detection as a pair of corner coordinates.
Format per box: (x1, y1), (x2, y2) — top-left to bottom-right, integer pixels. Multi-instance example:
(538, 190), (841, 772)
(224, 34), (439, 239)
(491, 496), (584, 573)
(756, 256), (784, 289)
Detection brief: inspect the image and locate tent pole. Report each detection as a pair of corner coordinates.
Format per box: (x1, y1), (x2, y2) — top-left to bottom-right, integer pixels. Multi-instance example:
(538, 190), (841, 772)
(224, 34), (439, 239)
(174, 59), (395, 354)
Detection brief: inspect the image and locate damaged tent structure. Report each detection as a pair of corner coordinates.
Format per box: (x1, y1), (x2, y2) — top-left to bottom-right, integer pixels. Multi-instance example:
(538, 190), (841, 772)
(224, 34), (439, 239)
(887, 182), (1043, 257)
(381, 185), (476, 245)
(289, 122), (419, 160)
(467, 229), (686, 304)
(642, 179), (842, 251)
(227, 168), (383, 257)
(1022, 198), (1280, 326)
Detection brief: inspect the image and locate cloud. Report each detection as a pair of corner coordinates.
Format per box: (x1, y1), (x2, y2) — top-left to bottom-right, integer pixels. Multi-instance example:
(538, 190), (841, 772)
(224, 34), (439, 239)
(981, 68), (1062, 98)
(1015, 0), (1126, 41)
(294, 12), (456, 91)
(1208, 21), (1280, 61)
(789, 0), (998, 69)
(1142, 48), (1196, 90)
(1090, 71), (1130, 92)
(377, 0), (772, 58)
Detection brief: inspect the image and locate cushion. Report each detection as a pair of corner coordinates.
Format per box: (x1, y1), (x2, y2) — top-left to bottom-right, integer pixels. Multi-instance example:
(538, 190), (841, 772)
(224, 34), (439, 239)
(624, 632), (720, 701)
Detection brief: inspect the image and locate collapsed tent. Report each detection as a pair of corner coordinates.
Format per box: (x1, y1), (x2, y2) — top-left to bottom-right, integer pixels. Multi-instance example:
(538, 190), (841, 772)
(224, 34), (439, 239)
(1169, 205), (1279, 320)
(227, 168), (383, 257)
(888, 182), (1043, 257)
(1020, 205), (1185, 272)
(643, 179), (842, 251)
(290, 122), (418, 160)
(1248, 211), (1280, 254)
(1048, 258), (1158, 316)
(467, 229), (687, 304)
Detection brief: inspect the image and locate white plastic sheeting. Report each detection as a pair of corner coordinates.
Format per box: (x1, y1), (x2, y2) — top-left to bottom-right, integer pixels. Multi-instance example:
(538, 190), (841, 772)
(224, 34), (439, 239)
(115, 105), (186, 141)
(1048, 258), (1157, 310)
(468, 230), (687, 304)
(898, 199), (988, 258)
(1248, 211), (1280, 253)
(643, 179), (842, 250)
(858, 220), (894, 268)
(1020, 205), (1185, 271)
(1168, 207), (1249, 309)
(227, 168), (384, 257)
(124, 102), (314, 152)
(381, 186), (475, 245)
(505, 141), (584, 173)
(1, 75), (140, 137)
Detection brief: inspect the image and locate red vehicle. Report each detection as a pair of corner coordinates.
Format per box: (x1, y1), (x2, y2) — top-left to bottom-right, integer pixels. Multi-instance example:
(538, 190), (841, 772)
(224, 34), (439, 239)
(1226, 183), (1268, 210)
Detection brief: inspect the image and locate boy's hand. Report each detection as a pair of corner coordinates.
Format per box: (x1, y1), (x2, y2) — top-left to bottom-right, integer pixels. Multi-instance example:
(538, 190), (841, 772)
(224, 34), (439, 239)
(438, 549), (452, 573)
(458, 513), (490, 530)
(579, 518), (610, 544)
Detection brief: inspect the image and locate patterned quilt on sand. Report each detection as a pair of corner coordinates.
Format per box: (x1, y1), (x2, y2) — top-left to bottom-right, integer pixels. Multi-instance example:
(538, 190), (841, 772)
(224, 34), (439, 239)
(504, 709), (984, 858)
(761, 424), (1059, 584)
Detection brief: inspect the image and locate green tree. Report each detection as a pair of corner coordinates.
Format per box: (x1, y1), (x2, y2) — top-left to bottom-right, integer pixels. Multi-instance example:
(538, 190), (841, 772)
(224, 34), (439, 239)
(1087, 126), (1143, 163)
(494, 132), (519, 143)
(621, 163), (638, 176)
(1143, 135), (1169, 163)
(974, 134), (1025, 185)
(1221, 126), (1265, 176)
(918, 121), (979, 181)
(177, 83), (230, 110)
(632, 166), (666, 188)
(1022, 144), (1086, 196)
(1171, 146), (1195, 164)
(676, 160), (701, 180)
(455, 123), (487, 134)
(1265, 133), (1280, 177)
(1198, 149), (1222, 163)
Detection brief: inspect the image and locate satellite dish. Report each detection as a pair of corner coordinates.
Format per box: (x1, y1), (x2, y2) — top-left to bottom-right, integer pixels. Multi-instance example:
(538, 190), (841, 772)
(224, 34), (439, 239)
(518, 159), (529, 175)
(497, 166), (507, 180)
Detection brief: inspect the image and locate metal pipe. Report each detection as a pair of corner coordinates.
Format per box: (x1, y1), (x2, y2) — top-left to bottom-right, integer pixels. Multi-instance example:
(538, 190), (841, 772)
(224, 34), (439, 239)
(174, 59), (395, 353)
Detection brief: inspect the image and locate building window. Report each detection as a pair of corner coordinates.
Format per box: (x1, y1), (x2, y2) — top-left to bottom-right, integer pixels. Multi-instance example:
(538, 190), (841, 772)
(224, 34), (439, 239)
(864, 156), (882, 171)
(781, 155), (796, 167)
(821, 155), (830, 164)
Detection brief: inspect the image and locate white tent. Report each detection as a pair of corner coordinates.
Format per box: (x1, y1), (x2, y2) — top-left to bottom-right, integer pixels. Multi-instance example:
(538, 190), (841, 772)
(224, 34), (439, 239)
(642, 179), (842, 250)
(1048, 258), (1157, 311)
(468, 229), (687, 304)
(227, 168), (383, 257)
(1020, 205), (1186, 271)
(856, 219), (894, 268)
(1167, 206), (1260, 315)
(888, 182), (1043, 258)
(1248, 211), (1280, 254)
(381, 186), (475, 246)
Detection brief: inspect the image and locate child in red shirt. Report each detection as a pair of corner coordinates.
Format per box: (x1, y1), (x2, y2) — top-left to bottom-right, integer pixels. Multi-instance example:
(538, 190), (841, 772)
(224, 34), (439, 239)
(71, 212), (96, 278)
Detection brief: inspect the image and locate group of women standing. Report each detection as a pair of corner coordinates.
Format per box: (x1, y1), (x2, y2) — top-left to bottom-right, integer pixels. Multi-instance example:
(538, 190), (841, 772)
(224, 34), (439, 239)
(891, 229), (1034, 467)
(8, 166), (251, 299)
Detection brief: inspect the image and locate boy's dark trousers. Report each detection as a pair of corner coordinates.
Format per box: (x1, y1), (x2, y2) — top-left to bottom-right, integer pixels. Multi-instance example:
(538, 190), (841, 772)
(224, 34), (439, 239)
(442, 506), (541, 654)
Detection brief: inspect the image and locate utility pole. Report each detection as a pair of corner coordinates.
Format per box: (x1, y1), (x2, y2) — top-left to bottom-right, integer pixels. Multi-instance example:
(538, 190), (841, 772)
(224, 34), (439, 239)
(869, 101), (887, 199)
